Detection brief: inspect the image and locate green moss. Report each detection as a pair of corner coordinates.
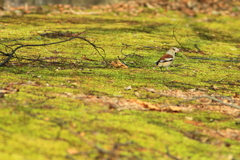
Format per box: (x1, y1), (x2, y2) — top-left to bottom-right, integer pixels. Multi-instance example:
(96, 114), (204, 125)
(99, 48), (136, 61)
(0, 10), (240, 160)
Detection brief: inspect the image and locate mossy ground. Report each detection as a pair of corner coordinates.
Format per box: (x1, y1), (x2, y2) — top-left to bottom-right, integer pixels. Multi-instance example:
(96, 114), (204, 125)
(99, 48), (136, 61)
(0, 9), (239, 160)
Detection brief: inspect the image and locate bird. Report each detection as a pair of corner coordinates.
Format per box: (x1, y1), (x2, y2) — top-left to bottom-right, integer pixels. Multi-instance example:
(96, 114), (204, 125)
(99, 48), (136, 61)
(156, 47), (180, 71)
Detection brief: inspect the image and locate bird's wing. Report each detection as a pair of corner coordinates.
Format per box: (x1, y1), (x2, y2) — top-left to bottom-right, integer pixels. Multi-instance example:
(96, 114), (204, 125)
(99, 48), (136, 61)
(156, 54), (173, 64)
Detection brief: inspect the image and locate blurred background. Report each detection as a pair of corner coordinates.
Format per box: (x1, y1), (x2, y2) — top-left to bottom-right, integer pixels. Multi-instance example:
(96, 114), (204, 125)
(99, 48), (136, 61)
(0, 0), (129, 7)
(0, 0), (239, 17)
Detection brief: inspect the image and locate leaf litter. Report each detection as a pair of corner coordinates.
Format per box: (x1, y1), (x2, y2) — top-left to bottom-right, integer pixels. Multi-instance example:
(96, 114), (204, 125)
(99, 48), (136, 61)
(54, 89), (240, 116)
(2, 0), (240, 17)
(49, 89), (240, 144)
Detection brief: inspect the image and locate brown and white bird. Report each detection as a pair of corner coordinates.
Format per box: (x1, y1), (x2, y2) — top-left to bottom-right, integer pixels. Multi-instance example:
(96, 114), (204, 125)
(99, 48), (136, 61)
(156, 47), (180, 71)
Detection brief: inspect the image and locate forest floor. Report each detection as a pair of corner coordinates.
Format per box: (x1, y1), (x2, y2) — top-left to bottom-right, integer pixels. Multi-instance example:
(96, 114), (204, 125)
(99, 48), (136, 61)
(0, 4), (240, 160)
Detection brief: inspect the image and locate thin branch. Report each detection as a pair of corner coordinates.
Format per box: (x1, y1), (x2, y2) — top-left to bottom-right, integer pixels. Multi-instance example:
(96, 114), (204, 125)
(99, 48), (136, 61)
(143, 88), (240, 109)
(197, 95), (240, 109)
(187, 57), (240, 62)
(178, 95), (240, 109)
(0, 53), (15, 66)
(68, 129), (133, 159)
(117, 56), (128, 67)
(194, 44), (201, 52)
(0, 43), (13, 56)
(120, 43), (132, 56)
(74, 37), (106, 64)
(172, 21), (184, 48)
(0, 36), (106, 66)
(172, 22), (207, 55)
(166, 146), (180, 160)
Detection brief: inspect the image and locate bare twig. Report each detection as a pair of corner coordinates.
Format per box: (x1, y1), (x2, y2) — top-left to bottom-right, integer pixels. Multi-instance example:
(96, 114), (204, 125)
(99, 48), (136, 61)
(187, 57), (240, 62)
(0, 36), (106, 66)
(172, 22), (207, 55)
(166, 146), (180, 160)
(172, 21), (184, 48)
(68, 129), (133, 159)
(178, 95), (240, 109)
(121, 43), (131, 55)
(194, 44), (201, 52)
(117, 56), (128, 67)
(143, 88), (240, 109)
(74, 37), (106, 64)
(196, 95), (240, 109)
(0, 43), (13, 56)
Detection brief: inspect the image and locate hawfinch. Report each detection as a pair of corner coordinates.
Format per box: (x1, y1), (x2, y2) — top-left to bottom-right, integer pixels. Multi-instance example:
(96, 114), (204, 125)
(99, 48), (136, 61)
(156, 47), (180, 71)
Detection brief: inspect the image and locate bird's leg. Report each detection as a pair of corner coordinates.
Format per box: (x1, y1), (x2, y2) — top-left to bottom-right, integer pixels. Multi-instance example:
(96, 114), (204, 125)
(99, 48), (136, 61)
(166, 67), (171, 72)
(160, 67), (163, 72)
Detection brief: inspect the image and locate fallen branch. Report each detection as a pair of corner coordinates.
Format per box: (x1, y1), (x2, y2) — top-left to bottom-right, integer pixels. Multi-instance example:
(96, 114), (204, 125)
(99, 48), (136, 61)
(172, 22), (207, 55)
(172, 21), (184, 49)
(187, 57), (240, 62)
(194, 44), (201, 52)
(194, 95), (240, 109)
(177, 95), (240, 110)
(68, 129), (133, 159)
(0, 36), (106, 66)
(120, 43), (131, 55)
(166, 146), (180, 160)
(143, 88), (240, 110)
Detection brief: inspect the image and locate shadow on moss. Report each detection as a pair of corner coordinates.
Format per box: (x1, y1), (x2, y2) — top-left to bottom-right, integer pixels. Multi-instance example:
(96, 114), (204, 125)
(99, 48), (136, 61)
(192, 26), (240, 43)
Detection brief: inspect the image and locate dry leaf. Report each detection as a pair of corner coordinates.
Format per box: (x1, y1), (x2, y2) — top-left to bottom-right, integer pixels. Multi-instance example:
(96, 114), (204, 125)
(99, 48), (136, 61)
(110, 60), (128, 68)
(0, 88), (19, 94)
(168, 106), (183, 112)
(56, 88), (240, 114)
(44, 117), (50, 121)
(67, 148), (79, 155)
(185, 120), (205, 126)
(124, 86), (132, 90)
(160, 106), (183, 112)
(79, 132), (85, 137)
